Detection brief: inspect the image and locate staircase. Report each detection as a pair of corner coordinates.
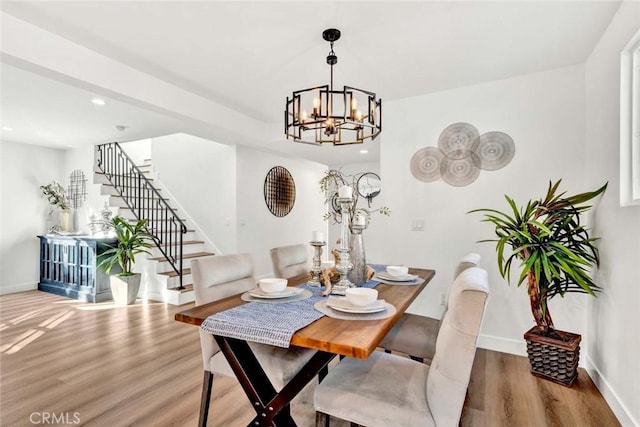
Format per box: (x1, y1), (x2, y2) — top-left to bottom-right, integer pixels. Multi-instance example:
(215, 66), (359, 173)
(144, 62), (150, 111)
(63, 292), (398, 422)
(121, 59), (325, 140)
(94, 142), (215, 305)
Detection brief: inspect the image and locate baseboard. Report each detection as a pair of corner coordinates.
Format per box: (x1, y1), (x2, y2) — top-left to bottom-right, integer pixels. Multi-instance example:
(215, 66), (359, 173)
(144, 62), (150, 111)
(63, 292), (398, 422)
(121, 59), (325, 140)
(477, 333), (527, 357)
(0, 282), (37, 295)
(584, 354), (639, 427)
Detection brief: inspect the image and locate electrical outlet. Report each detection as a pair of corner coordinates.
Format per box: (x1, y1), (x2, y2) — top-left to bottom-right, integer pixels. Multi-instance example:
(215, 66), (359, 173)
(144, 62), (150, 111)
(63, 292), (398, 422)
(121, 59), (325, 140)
(439, 293), (446, 306)
(411, 219), (425, 231)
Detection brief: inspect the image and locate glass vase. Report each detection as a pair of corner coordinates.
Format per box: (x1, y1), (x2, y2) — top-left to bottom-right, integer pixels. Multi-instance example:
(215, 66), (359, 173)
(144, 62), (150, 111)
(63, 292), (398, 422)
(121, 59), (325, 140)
(348, 228), (367, 286)
(59, 208), (73, 232)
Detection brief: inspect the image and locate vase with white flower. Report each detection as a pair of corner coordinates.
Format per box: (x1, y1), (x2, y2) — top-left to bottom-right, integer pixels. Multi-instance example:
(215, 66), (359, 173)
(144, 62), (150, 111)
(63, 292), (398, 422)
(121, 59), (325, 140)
(40, 181), (72, 232)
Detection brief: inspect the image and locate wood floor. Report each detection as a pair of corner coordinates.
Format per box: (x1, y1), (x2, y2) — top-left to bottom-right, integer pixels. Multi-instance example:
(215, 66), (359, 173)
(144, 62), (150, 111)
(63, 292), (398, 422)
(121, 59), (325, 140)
(0, 291), (620, 427)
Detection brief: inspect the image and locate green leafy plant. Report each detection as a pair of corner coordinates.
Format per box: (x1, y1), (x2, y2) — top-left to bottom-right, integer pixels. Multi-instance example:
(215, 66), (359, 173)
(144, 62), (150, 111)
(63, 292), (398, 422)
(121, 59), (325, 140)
(40, 181), (69, 210)
(98, 217), (153, 276)
(470, 180), (607, 333)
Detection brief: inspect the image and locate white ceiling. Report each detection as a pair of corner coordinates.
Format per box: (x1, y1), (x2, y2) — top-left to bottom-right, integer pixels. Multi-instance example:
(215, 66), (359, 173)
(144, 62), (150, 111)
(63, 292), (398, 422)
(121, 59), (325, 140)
(0, 1), (621, 165)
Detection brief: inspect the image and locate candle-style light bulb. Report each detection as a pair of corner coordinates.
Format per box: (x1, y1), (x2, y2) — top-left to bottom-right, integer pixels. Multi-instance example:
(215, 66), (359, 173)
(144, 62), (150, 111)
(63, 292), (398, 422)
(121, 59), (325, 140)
(324, 118), (336, 137)
(312, 97), (320, 118)
(355, 110), (363, 122)
(300, 110), (308, 124)
(350, 98), (358, 120)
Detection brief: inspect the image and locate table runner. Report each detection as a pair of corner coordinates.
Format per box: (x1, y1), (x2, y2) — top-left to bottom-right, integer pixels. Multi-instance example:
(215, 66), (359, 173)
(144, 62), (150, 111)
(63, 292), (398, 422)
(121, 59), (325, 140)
(201, 264), (387, 348)
(201, 286), (325, 348)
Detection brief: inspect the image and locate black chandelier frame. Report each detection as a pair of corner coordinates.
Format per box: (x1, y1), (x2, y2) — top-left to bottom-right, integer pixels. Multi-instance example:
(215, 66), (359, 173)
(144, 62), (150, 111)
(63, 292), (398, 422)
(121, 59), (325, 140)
(284, 29), (382, 146)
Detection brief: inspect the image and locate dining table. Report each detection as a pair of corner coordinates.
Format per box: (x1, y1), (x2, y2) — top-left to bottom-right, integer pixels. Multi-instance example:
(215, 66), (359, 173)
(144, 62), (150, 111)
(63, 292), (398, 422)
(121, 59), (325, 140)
(175, 266), (435, 427)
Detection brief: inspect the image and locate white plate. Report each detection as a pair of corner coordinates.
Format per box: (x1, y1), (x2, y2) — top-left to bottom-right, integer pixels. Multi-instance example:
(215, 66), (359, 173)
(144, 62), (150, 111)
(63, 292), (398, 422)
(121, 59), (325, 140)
(327, 298), (387, 314)
(248, 287), (303, 299)
(376, 273), (418, 282)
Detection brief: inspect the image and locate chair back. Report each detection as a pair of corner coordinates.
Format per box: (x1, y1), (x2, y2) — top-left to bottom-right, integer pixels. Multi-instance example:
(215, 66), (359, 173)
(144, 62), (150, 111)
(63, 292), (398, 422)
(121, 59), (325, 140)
(426, 267), (489, 427)
(191, 253), (256, 305)
(191, 253), (257, 371)
(438, 253), (481, 326)
(453, 252), (481, 280)
(270, 244), (310, 279)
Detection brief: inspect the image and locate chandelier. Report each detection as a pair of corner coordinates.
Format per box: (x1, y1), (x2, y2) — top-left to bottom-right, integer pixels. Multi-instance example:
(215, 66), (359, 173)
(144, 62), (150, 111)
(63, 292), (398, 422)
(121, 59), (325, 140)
(285, 28), (382, 145)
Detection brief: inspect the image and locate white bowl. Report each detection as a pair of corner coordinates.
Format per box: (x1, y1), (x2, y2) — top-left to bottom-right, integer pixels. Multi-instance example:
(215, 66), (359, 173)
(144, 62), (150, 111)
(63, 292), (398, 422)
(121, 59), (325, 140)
(258, 278), (288, 294)
(346, 288), (378, 307)
(386, 265), (409, 277)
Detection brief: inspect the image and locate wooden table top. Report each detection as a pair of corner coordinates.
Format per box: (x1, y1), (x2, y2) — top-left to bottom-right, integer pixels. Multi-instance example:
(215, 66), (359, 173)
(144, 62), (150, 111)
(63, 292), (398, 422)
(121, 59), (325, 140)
(175, 267), (435, 359)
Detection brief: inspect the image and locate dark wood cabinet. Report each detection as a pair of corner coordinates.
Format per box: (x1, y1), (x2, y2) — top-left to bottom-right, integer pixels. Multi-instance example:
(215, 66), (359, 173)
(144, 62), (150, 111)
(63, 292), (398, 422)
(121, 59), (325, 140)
(38, 235), (118, 302)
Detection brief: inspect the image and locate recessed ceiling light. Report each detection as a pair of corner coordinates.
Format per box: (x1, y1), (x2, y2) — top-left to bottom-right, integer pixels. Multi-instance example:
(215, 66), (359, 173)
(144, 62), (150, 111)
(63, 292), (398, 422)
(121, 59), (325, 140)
(2, 126), (13, 131)
(91, 98), (106, 106)
(360, 149), (369, 154)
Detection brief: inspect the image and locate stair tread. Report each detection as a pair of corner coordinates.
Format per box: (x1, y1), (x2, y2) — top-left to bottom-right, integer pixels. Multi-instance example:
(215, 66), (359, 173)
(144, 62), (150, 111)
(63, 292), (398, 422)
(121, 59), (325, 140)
(101, 183), (161, 191)
(150, 229), (196, 233)
(95, 171), (153, 177)
(123, 215), (188, 221)
(151, 240), (203, 246)
(120, 207), (178, 211)
(168, 284), (193, 293)
(110, 195), (169, 201)
(159, 268), (191, 277)
(149, 251), (214, 261)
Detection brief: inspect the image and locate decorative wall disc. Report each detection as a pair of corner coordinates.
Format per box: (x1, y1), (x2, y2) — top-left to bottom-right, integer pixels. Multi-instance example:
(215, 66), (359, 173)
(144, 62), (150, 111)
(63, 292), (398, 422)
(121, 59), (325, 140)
(437, 122), (480, 156)
(410, 122), (515, 187)
(476, 131), (516, 171)
(445, 148), (476, 161)
(264, 166), (296, 217)
(440, 155), (481, 187)
(410, 147), (444, 182)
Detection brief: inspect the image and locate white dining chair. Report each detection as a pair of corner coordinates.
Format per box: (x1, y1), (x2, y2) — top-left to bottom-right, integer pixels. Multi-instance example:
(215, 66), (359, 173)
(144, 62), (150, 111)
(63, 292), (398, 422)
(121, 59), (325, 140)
(270, 243), (311, 279)
(191, 253), (316, 427)
(378, 253), (481, 363)
(314, 267), (490, 427)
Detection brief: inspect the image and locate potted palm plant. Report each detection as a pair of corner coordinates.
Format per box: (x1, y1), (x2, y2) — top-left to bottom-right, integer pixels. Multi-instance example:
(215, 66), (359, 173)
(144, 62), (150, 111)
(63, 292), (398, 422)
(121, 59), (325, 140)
(98, 217), (153, 305)
(471, 180), (607, 386)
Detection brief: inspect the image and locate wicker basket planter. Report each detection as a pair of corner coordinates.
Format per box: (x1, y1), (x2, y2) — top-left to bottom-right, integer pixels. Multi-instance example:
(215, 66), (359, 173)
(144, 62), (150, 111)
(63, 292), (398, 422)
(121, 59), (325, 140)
(524, 326), (581, 387)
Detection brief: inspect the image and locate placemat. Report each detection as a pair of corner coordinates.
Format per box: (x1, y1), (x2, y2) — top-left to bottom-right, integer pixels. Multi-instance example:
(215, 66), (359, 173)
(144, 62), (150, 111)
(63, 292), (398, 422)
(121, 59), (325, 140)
(240, 288), (313, 304)
(314, 299), (397, 321)
(374, 276), (426, 286)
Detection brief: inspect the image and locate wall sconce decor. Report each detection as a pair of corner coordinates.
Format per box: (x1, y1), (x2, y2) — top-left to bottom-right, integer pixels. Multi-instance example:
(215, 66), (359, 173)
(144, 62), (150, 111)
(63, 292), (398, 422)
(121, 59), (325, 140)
(67, 169), (87, 208)
(264, 166), (296, 217)
(410, 122), (515, 186)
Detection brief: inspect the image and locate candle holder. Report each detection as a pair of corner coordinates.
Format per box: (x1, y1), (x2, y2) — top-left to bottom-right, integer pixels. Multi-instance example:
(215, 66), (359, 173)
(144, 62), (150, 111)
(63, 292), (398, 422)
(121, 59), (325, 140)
(308, 241), (326, 287)
(333, 197), (354, 295)
(348, 222), (367, 286)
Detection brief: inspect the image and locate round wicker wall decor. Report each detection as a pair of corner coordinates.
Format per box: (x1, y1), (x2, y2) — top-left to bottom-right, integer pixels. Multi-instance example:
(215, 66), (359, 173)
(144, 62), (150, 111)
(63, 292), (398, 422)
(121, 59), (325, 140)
(264, 166), (296, 217)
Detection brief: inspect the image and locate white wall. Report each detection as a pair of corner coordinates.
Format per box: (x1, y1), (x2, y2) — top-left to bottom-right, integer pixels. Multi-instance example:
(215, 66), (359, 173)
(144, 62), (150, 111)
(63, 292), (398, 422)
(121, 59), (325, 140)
(585, 2), (640, 425)
(150, 133), (238, 255)
(0, 141), (66, 293)
(120, 139), (151, 166)
(374, 65), (588, 355)
(236, 146), (327, 278)
(64, 144), (113, 233)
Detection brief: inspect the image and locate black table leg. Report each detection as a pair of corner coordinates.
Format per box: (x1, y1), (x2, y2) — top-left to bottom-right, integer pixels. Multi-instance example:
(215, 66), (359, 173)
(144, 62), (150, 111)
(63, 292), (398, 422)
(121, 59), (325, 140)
(214, 336), (335, 427)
